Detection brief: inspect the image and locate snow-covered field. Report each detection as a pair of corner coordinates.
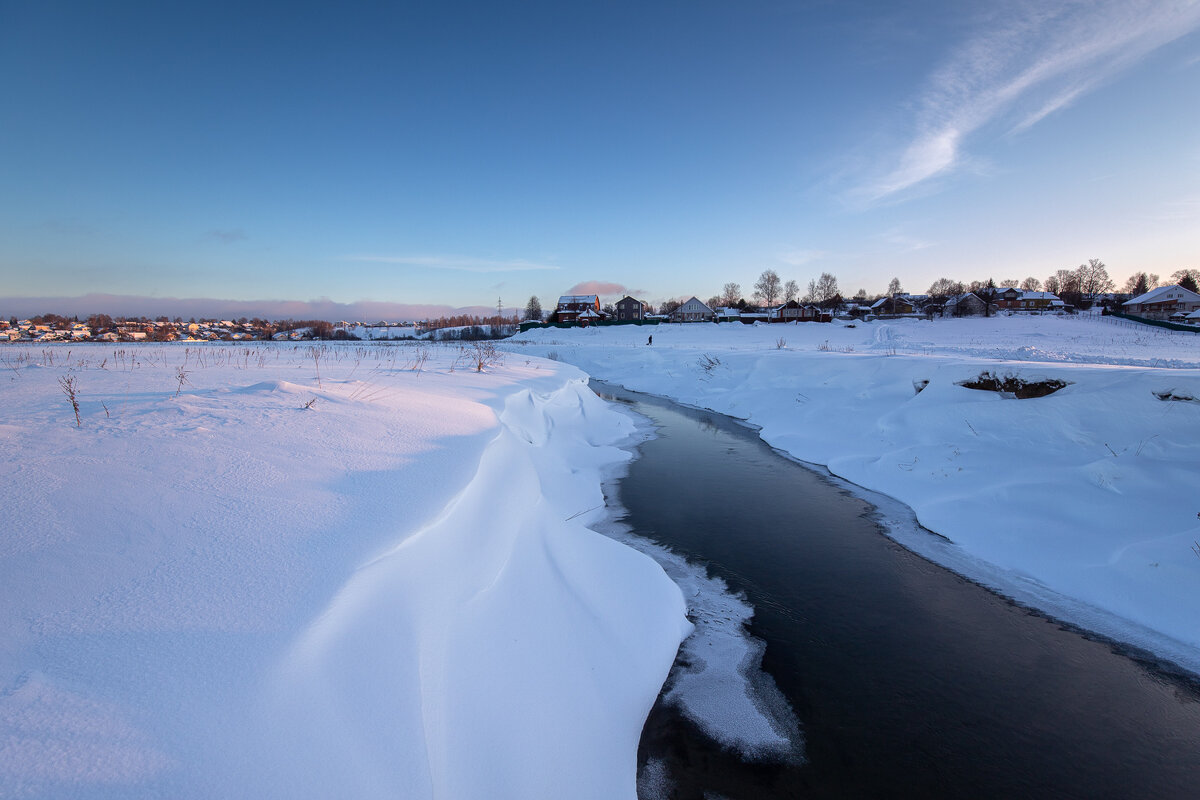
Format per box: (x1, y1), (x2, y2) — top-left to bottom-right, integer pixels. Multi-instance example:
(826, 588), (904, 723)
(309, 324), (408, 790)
(4, 315), (1199, 797)
(0, 342), (689, 798)
(506, 314), (1200, 673)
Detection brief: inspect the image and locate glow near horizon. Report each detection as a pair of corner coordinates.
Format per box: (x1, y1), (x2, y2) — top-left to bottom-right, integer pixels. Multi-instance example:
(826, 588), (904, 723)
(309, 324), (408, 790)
(1, 0), (1198, 313)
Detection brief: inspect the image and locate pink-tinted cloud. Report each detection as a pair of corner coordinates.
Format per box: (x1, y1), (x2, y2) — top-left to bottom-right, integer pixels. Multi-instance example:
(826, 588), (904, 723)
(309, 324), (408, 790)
(564, 281), (627, 298)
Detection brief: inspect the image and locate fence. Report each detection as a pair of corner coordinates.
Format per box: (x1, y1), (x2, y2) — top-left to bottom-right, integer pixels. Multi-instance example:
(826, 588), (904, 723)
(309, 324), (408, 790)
(1104, 311), (1200, 334)
(519, 318), (662, 333)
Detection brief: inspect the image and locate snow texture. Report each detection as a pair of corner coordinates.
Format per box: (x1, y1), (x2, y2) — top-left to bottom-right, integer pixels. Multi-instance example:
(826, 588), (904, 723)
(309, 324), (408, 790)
(0, 342), (689, 799)
(508, 314), (1200, 675)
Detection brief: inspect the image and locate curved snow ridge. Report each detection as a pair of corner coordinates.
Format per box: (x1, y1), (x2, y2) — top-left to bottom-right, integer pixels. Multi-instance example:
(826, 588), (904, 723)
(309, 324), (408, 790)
(262, 378), (691, 800)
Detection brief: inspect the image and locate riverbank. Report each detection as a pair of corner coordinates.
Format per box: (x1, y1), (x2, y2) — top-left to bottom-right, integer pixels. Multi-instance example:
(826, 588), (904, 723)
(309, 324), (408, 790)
(600, 383), (1200, 799)
(506, 315), (1200, 674)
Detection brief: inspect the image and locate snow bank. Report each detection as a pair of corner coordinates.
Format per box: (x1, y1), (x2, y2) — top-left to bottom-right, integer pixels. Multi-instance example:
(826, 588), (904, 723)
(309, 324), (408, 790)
(507, 316), (1200, 674)
(0, 343), (689, 798)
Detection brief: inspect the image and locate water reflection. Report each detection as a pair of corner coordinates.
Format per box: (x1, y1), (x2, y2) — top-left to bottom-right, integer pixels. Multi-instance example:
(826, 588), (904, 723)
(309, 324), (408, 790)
(592, 382), (1200, 800)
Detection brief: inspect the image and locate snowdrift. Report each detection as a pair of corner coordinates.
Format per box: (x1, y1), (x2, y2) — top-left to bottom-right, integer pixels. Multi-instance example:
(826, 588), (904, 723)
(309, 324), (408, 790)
(0, 343), (688, 798)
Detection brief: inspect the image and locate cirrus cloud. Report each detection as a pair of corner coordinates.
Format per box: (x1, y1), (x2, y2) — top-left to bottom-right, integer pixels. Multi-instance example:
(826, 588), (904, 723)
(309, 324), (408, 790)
(855, 0), (1200, 204)
(341, 254), (562, 273)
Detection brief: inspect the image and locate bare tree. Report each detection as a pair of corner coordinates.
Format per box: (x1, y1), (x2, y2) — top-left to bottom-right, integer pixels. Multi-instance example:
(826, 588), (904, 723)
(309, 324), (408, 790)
(886, 277), (902, 296)
(1076, 258), (1113, 300)
(783, 279), (799, 303)
(524, 296), (543, 321)
(721, 282), (742, 307)
(754, 269), (782, 307)
(927, 277), (964, 297)
(812, 272), (840, 306)
(1046, 268), (1079, 300)
(1020, 276), (1041, 292)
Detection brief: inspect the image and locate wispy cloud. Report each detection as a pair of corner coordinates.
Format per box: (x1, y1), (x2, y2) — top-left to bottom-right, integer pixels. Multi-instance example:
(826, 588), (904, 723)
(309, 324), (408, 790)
(874, 227), (936, 253)
(342, 254), (562, 273)
(1137, 194), (1200, 223)
(857, 1), (1200, 204)
(205, 228), (247, 244)
(776, 249), (828, 267)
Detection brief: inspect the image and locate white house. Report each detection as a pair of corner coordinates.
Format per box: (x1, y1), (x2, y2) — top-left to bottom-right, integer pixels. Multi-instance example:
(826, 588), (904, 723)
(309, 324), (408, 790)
(671, 297), (714, 322)
(1122, 285), (1200, 319)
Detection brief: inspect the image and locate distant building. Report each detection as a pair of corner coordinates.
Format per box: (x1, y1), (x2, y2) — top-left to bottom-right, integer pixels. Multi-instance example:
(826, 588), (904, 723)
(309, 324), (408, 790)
(994, 289), (1064, 311)
(869, 295), (915, 315)
(671, 297), (714, 323)
(614, 296), (646, 321)
(555, 295), (601, 323)
(771, 300), (822, 322)
(1122, 285), (1200, 320)
(944, 292), (988, 317)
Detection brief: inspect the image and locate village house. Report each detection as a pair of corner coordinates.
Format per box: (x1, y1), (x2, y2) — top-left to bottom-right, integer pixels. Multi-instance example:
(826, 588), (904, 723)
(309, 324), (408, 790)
(994, 289), (1064, 311)
(870, 295), (916, 315)
(944, 292), (989, 317)
(670, 297), (714, 322)
(770, 300), (823, 322)
(613, 296), (646, 321)
(1016, 291), (1064, 310)
(554, 295), (601, 323)
(1122, 285), (1200, 320)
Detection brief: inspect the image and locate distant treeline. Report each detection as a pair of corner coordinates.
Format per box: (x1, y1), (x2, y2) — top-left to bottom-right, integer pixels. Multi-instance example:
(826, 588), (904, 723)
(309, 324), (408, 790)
(10, 312), (525, 342)
(419, 313), (520, 332)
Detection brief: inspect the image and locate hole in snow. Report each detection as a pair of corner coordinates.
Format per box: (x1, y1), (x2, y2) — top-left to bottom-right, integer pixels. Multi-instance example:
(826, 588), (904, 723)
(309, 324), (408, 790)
(957, 371), (1070, 399)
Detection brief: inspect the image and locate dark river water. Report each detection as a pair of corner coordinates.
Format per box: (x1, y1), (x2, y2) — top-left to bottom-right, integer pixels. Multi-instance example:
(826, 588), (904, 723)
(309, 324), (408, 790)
(592, 382), (1200, 800)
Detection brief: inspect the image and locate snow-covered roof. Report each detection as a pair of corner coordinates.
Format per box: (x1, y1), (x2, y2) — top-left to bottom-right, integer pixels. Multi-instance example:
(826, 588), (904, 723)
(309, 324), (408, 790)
(1018, 291), (1062, 301)
(1123, 285), (1200, 306)
(870, 296), (915, 309)
(558, 295), (599, 305)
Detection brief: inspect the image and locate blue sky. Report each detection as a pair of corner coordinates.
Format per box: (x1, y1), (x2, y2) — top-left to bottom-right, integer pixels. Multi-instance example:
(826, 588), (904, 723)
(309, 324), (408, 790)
(2, 0), (1198, 319)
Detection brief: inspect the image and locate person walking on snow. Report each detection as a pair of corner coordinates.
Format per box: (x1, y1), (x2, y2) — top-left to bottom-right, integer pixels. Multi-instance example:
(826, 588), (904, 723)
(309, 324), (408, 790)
(647, 334), (653, 345)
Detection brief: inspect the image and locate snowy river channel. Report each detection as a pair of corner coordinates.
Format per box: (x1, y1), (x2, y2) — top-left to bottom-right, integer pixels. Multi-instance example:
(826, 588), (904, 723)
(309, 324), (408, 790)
(590, 381), (1200, 800)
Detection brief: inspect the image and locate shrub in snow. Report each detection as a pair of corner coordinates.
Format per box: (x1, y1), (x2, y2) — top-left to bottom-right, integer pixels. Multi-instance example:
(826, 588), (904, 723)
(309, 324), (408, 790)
(1152, 389), (1198, 404)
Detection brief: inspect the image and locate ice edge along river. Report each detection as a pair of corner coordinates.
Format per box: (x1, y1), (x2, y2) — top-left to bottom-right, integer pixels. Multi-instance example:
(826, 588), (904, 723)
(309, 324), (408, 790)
(506, 318), (1200, 682)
